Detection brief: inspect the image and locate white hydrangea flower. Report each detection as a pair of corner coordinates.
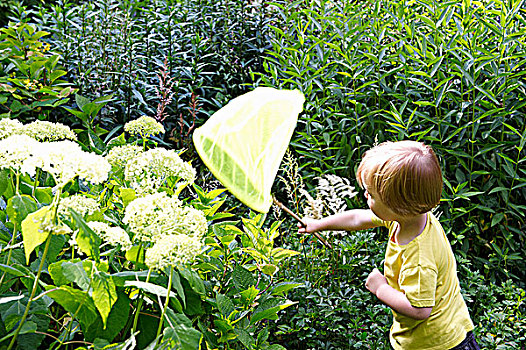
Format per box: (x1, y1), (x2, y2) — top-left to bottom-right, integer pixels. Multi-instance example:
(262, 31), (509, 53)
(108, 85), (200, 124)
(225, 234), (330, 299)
(123, 192), (207, 243)
(176, 205), (208, 238)
(0, 119), (23, 140)
(22, 120), (77, 141)
(87, 221), (132, 251)
(37, 141), (111, 187)
(145, 234), (202, 270)
(0, 134), (41, 176)
(58, 194), (100, 218)
(124, 116), (164, 138)
(124, 148), (196, 195)
(105, 144), (143, 168)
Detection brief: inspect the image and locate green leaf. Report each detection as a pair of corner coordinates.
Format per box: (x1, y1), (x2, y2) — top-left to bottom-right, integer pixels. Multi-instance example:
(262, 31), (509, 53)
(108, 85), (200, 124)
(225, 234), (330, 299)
(240, 286), (259, 304)
(271, 282), (303, 296)
(271, 248), (300, 261)
(178, 267), (205, 295)
(0, 263), (28, 278)
(0, 321), (37, 343)
(46, 286), (99, 331)
(0, 169), (8, 196)
(48, 259), (80, 286)
(119, 188), (136, 207)
(49, 70), (67, 83)
(75, 94), (91, 111)
(61, 261), (90, 290)
(232, 266), (255, 292)
(250, 300), (296, 325)
(171, 269), (186, 308)
(216, 293), (235, 319)
(7, 194), (38, 226)
(124, 281), (177, 299)
(84, 290), (130, 343)
(88, 128), (105, 154)
(34, 187), (53, 204)
(125, 245), (145, 264)
(491, 213), (505, 227)
(21, 206), (52, 264)
(92, 271), (118, 329)
(163, 308), (203, 350)
(260, 264), (278, 276)
(70, 209), (101, 261)
(161, 322), (202, 350)
(234, 329), (255, 349)
(111, 270), (155, 287)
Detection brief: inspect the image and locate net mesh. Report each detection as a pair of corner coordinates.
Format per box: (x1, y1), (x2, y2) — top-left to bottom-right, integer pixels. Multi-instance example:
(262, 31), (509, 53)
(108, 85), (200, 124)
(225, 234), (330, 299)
(193, 87), (305, 213)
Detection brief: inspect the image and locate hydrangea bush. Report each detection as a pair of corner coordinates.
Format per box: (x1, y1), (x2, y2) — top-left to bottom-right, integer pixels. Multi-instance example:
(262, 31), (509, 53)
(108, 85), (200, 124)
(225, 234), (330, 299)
(0, 116), (299, 350)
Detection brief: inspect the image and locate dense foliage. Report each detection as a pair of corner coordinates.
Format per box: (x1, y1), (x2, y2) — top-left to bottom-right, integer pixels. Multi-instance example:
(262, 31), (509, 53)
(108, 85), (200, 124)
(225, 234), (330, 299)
(30, 0), (269, 150)
(0, 0), (525, 349)
(259, 0), (526, 283)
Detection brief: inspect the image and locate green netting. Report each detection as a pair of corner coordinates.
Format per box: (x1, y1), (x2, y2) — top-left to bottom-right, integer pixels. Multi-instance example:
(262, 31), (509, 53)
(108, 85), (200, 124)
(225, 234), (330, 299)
(193, 87), (305, 213)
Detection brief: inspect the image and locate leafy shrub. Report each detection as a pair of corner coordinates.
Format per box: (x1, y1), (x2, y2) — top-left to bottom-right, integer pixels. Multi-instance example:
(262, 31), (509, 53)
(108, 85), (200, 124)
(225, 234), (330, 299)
(269, 152), (526, 349)
(260, 0), (526, 285)
(0, 22), (75, 121)
(0, 117), (298, 349)
(22, 0), (271, 148)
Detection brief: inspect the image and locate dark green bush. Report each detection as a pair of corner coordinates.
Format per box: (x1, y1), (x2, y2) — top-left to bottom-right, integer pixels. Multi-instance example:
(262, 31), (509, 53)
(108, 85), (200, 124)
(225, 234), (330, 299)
(259, 0), (526, 285)
(17, 0), (270, 148)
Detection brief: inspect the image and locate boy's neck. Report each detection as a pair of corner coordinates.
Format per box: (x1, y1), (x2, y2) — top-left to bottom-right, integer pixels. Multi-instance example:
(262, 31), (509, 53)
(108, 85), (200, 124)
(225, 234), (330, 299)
(393, 213), (428, 245)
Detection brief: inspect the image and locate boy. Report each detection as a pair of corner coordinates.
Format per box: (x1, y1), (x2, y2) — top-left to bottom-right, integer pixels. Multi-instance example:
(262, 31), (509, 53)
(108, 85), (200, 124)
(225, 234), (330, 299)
(298, 140), (479, 350)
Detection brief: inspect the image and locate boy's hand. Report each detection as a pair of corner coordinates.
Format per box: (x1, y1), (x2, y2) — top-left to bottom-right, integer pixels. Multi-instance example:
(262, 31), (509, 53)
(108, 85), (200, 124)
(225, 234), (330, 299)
(297, 217), (319, 234)
(365, 268), (388, 295)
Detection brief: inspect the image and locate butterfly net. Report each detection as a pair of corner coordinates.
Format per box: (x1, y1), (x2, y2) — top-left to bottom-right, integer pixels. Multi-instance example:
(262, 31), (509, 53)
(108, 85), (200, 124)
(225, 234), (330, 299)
(193, 87), (305, 213)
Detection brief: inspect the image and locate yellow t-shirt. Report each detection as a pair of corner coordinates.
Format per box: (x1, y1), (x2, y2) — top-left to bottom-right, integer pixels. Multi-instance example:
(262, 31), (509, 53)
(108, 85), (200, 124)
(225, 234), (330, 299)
(372, 212), (474, 350)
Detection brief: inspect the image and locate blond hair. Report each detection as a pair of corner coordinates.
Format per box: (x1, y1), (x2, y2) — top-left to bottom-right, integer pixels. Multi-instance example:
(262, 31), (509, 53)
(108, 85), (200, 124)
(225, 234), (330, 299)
(356, 140), (442, 217)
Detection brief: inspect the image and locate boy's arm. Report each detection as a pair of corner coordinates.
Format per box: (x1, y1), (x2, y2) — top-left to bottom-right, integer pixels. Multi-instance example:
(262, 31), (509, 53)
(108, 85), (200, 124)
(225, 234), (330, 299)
(366, 268), (432, 320)
(298, 209), (380, 233)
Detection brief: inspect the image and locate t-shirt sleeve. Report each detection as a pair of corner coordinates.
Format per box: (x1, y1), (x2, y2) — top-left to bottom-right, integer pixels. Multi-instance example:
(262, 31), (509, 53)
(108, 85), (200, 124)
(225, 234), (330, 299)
(371, 213), (390, 228)
(399, 265), (438, 308)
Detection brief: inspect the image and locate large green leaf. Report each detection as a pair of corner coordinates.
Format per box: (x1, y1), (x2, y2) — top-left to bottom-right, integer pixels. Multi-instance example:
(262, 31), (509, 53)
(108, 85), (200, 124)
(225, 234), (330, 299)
(7, 194), (38, 227)
(178, 267), (205, 295)
(125, 245), (145, 265)
(216, 293), (235, 319)
(250, 300), (296, 325)
(160, 308), (202, 350)
(170, 268), (185, 308)
(112, 270), (155, 287)
(92, 271), (118, 329)
(124, 281), (177, 299)
(232, 266), (255, 292)
(234, 329), (255, 349)
(61, 261), (90, 290)
(21, 206), (51, 264)
(84, 290), (130, 343)
(46, 286), (99, 331)
(0, 321), (37, 343)
(70, 209), (101, 261)
(48, 259), (79, 286)
(271, 282), (303, 296)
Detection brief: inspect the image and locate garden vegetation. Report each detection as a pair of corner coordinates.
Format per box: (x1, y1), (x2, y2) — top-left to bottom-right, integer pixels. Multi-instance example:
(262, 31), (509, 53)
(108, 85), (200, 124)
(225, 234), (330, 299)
(0, 0), (525, 349)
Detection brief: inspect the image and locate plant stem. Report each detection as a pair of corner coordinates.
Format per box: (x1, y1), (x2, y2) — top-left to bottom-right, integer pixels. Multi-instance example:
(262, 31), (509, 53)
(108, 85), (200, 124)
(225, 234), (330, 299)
(32, 168), (41, 198)
(132, 268), (152, 334)
(7, 234), (52, 350)
(15, 172), (20, 195)
(156, 265), (174, 338)
(0, 222), (18, 287)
